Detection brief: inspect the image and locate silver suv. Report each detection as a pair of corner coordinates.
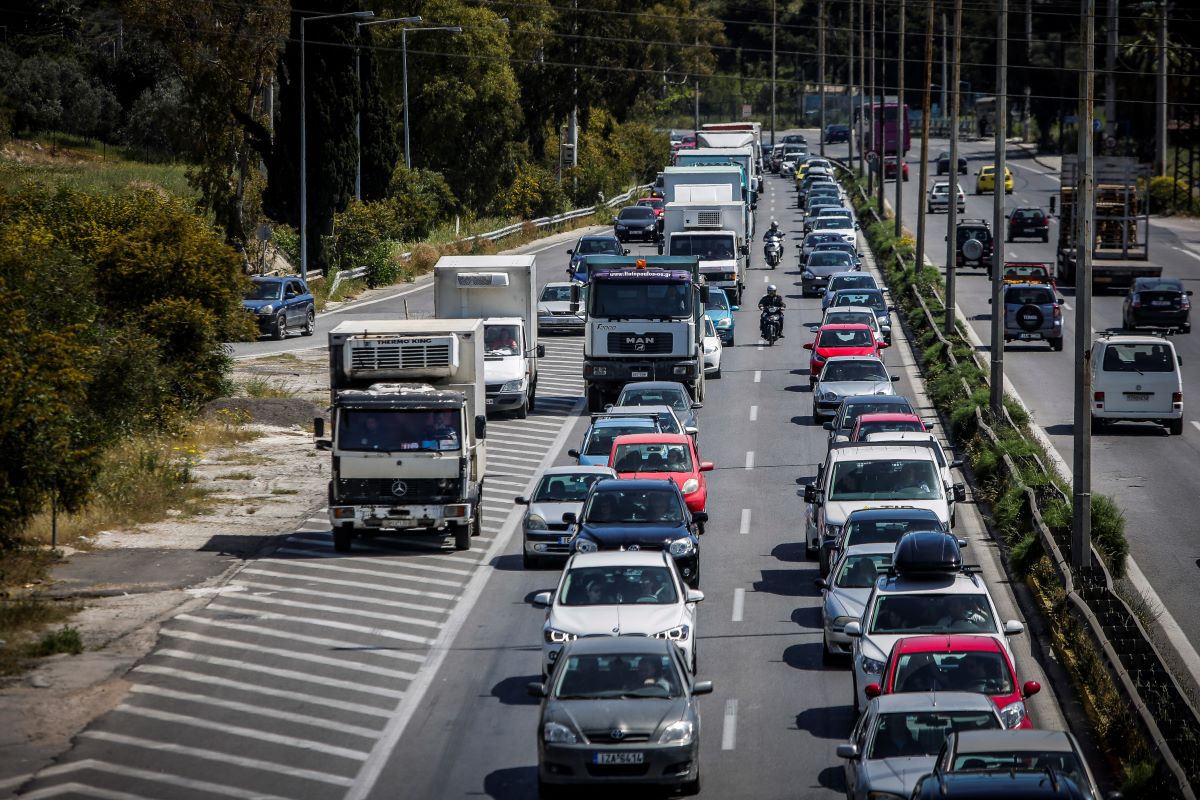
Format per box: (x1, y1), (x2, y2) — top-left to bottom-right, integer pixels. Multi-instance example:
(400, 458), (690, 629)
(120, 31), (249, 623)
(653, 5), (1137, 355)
(998, 283), (1064, 351)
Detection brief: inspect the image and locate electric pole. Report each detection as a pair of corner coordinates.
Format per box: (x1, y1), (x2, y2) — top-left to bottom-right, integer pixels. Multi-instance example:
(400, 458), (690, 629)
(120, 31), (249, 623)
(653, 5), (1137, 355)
(858, 0), (867, 176)
(915, 0), (934, 277)
(848, 0), (855, 170)
(1104, 0), (1117, 143)
(877, 0), (886, 216)
(868, 0), (876, 194)
(944, 0), (962, 338)
(941, 12), (948, 125)
(1024, 0), (1032, 142)
(771, 0), (777, 147)
(894, 0), (904, 238)
(991, 0), (1008, 417)
(819, 0), (827, 155)
(1072, 0), (1095, 571)
(1155, 0), (1168, 174)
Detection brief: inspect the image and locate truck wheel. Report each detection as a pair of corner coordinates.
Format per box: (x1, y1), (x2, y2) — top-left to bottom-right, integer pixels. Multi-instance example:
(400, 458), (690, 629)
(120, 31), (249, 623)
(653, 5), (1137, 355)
(301, 307), (315, 336)
(271, 313), (287, 341)
(1168, 418), (1184, 436)
(515, 399), (528, 420)
(528, 383), (537, 412)
(333, 527), (353, 553)
(453, 523), (471, 551)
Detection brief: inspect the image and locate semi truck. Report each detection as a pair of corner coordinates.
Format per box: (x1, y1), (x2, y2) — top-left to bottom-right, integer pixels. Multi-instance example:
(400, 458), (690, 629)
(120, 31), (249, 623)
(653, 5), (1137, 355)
(1056, 156), (1161, 290)
(316, 319), (489, 553)
(433, 255), (544, 419)
(661, 200), (749, 304)
(576, 255), (707, 411)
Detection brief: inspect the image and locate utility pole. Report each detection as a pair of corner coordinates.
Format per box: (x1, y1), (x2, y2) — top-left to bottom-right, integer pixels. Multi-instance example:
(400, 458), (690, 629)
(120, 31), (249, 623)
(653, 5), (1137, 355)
(915, 0), (933, 275)
(819, 0), (826, 155)
(694, 33), (701, 139)
(1155, 0), (1168, 174)
(1024, 0), (1032, 142)
(857, 0), (866, 176)
(894, 0), (904, 238)
(868, 0), (876, 194)
(1105, 0), (1117, 143)
(848, 0), (855, 169)
(944, 0), (962, 337)
(771, 0), (777, 147)
(941, 13), (948, 125)
(1072, 0), (1095, 571)
(876, 0), (886, 216)
(991, 0), (1008, 416)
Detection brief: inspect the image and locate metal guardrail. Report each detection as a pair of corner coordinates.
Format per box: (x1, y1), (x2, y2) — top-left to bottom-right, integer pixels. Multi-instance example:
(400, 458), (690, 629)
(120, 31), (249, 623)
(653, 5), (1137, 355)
(318, 184), (650, 296)
(839, 156), (1199, 796)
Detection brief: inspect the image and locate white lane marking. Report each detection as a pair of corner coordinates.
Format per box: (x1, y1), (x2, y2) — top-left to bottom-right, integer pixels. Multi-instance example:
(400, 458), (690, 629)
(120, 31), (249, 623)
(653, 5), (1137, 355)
(19, 782), (159, 800)
(32, 760), (291, 800)
(156, 649), (406, 699)
(79, 731), (355, 787)
(487, 453), (547, 465)
(201, 604), (435, 646)
(1173, 245), (1200, 263)
(763, 275), (769, 283)
(483, 479), (530, 489)
(211, 593), (443, 629)
(278, 550), (474, 578)
(130, 685), (380, 738)
(0, 775), (31, 793)
(721, 698), (738, 750)
(731, 588), (745, 622)
(757, 343), (764, 351)
(1191, 421), (1200, 433)
(242, 568), (458, 602)
(167, 622), (422, 672)
(744, 451), (755, 470)
(132, 664), (392, 718)
(749, 405), (758, 421)
(263, 557), (466, 589)
(739, 509), (751, 535)
(1061, 302), (1072, 311)
(754, 370), (762, 383)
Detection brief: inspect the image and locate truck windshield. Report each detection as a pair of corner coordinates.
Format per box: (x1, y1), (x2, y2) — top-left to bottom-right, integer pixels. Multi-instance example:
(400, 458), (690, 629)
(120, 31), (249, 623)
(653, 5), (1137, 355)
(591, 281), (692, 319)
(338, 409), (461, 453)
(484, 324), (521, 355)
(669, 234), (736, 260)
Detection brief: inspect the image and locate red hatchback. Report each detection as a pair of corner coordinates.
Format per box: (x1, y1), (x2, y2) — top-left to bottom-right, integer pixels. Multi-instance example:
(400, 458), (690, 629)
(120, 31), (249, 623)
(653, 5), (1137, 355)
(850, 412), (928, 442)
(865, 634), (1041, 730)
(608, 433), (713, 519)
(804, 323), (888, 385)
(636, 196), (665, 220)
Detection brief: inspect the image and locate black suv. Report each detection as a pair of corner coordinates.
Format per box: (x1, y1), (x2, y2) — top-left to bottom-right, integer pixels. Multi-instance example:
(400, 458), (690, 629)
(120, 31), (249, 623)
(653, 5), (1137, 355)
(953, 220), (993, 271)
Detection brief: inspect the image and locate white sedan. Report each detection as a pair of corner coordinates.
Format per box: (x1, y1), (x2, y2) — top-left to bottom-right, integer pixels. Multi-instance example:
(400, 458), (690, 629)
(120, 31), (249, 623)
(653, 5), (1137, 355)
(534, 550), (704, 678)
(702, 317), (723, 378)
(927, 182), (966, 214)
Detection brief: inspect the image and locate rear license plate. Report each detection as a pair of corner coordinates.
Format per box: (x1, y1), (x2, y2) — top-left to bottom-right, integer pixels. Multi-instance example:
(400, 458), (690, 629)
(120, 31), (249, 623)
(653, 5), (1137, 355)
(1124, 392), (1152, 401)
(1019, 333), (1041, 340)
(1152, 300), (1172, 307)
(593, 752), (644, 765)
(631, 370), (649, 378)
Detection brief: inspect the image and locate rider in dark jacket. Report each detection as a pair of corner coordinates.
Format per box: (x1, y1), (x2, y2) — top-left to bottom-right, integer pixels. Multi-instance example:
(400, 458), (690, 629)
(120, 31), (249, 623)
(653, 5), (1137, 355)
(758, 284), (785, 337)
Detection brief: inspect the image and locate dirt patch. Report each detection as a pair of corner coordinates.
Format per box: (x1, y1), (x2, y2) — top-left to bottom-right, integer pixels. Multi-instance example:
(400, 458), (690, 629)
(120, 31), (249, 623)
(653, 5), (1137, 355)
(204, 397), (322, 429)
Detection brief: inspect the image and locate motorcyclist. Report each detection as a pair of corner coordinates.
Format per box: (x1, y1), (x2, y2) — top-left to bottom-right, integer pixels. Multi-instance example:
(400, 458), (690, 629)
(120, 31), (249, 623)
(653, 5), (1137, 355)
(762, 219), (783, 242)
(757, 284), (786, 338)
(762, 220), (784, 266)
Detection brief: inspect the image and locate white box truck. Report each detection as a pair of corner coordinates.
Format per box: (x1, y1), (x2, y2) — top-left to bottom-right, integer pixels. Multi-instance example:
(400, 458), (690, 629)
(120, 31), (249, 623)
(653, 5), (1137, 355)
(316, 319), (489, 552)
(434, 255), (545, 419)
(662, 201), (748, 304)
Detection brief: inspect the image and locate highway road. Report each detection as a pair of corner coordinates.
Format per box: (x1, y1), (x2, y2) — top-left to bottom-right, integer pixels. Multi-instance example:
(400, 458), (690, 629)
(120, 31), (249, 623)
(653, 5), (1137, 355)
(838, 134), (1200, 669)
(15, 151), (1066, 799)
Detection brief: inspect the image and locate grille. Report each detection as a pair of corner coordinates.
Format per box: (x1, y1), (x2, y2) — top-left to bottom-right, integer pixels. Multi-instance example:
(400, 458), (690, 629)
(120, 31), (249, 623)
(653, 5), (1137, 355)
(586, 763), (650, 777)
(585, 731), (652, 744)
(695, 210), (721, 227)
(606, 332), (674, 354)
(350, 343), (451, 371)
(335, 478), (459, 504)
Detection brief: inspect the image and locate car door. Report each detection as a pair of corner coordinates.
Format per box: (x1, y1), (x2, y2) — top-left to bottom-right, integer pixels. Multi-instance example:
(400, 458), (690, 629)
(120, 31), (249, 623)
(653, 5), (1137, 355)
(844, 708), (873, 796)
(283, 280), (304, 326)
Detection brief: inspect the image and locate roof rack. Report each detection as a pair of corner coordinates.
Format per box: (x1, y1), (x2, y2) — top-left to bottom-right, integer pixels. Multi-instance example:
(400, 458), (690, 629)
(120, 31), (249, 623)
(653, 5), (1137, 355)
(829, 439), (941, 454)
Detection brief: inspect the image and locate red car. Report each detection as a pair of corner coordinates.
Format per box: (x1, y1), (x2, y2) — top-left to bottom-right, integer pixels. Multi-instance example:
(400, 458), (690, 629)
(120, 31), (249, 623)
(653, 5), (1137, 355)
(804, 323), (888, 385)
(883, 156), (910, 181)
(636, 196), (665, 220)
(865, 634), (1041, 729)
(608, 433), (713, 518)
(850, 412), (928, 442)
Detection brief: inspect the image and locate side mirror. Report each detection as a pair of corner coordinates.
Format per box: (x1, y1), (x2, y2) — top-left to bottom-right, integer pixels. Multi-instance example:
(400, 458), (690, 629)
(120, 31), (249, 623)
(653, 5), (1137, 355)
(685, 589), (705, 604)
(1188, 290), (1195, 297)
(657, 242), (664, 255)
(891, 375), (901, 382)
(685, 426), (699, 437)
(526, 681), (547, 698)
(957, 538), (969, 548)
(692, 402), (704, 409)
(699, 462), (714, 472)
(1004, 620), (1026, 636)
(533, 591), (552, 607)
(568, 449), (581, 459)
(739, 245), (749, 256)
(692, 511), (709, 524)
(1023, 680), (1042, 698)
(570, 284), (580, 304)
(944, 235), (948, 241)
(314, 417), (325, 438)
(803, 342), (814, 350)
(864, 683), (882, 699)
(566, 249), (574, 255)
(878, 341), (890, 349)
(693, 680), (714, 695)
(813, 578), (828, 591)
(1057, 297), (1066, 305)
(953, 483), (966, 502)
(950, 459), (965, 469)
(731, 305), (741, 311)
(316, 440), (332, 451)
(475, 415), (487, 440)
(515, 496), (529, 506)
(561, 512), (577, 524)
(836, 743), (861, 760)
(843, 620), (863, 638)
(536, 344), (546, 358)
(803, 484), (818, 504)
(1178, 355), (1184, 366)
(987, 298), (992, 305)
(624, 249), (631, 256)
(822, 421), (834, 431)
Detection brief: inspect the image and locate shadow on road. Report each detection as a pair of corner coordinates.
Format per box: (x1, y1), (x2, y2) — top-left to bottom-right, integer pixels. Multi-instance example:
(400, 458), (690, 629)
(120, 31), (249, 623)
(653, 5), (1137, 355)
(482, 766), (537, 799)
(753, 568), (816, 597)
(795, 704), (856, 740)
(491, 675), (542, 706)
(818, 765), (848, 793)
(783, 642), (826, 672)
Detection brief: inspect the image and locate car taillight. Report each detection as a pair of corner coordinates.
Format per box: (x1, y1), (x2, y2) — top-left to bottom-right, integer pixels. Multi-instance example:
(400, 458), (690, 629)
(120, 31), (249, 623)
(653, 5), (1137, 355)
(1173, 392), (1183, 404)
(1053, 304), (1062, 320)
(1131, 293), (1141, 309)
(1094, 391), (1105, 407)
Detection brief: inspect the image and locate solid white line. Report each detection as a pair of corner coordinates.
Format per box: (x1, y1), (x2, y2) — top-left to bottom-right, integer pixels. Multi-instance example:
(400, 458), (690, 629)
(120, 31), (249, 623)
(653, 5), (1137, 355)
(19, 782), (159, 800)
(1191, 420), (1200, 432)
(1172, 245), (1200, 263)
(749, 405), (758, 421)
(721, 698), (738, 750)
(263, 557), (466, 589)
(156, 649), (407, 699)
(731, 588), (745, 622)
(739, 508), (751, 535)
(78, 731), (355, 787)
(241, 568), (458, 601)
(202, 604), (435, 646)
(169, 617), (426, 667)
(745, 451), (755, 470)
(131, 665), (392, 718)
(754, 370), (762, 383)
(33, 760), (292, 800)
(0, 774), (30, 793)
(211, 593), (443, 629)
(487, 432), (557, 445)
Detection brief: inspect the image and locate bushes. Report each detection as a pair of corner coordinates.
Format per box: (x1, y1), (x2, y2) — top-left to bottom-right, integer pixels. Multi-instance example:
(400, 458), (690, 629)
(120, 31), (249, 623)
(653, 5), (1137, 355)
(498, 161), (569, 220)
(1145, 175), (1195, 215)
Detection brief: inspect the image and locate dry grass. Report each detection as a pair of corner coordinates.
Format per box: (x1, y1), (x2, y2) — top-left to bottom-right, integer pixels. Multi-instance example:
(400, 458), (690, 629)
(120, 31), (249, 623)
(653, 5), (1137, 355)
(219, 471), (255, 481)
(0, 599), (82, 676)
(0, 136), (194, 198)
(238, 377), (299, 399)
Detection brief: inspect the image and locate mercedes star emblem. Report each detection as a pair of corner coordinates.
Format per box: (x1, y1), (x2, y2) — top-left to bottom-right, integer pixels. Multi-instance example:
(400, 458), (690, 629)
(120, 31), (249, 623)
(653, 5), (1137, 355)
(391, 480), (408, 497)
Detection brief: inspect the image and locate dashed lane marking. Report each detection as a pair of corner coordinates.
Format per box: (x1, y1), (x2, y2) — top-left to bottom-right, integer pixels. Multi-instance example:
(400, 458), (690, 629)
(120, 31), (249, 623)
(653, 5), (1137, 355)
(745, 451), (755, 470)
(749, 405), (758, 421)
(732, 588), (745, 622)
(722, 699), (738, 750)
(754, 370), (762, 383)
(739, 509), (751, 535)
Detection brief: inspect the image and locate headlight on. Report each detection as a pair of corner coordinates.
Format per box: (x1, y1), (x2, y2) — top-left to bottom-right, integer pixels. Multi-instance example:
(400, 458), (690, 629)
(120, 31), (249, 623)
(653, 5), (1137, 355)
(544, 628), (577, 645)
(860, 655), (886, 675)
(680, 478), (700, 495)
(525, 514), (547, 531)
(258, 304), (274, 315)
(501, 379), (526, 393)
(574, 538), (598, 554)
(654, 624), (690, 642)
(716, 318), (732, 328)
(668, 537), (695, 557)
(543, 721), (578, 744)
(831, 615), (856, 632)
(999, 700), (1027, 729)
(658, 720), (695, 745)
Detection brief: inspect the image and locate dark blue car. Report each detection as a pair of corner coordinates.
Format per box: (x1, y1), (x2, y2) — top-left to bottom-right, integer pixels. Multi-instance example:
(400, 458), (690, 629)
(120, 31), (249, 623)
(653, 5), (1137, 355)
(243, 276), (315, 340)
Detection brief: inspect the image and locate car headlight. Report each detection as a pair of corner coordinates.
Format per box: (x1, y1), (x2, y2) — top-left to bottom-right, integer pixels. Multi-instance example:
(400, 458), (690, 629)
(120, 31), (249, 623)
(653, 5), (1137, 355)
(668, 537), (695, 556)
(860, 655), (886, 675)
(680, 478), (700, 495)
(525, 514), (547, 531)
(258, 304), (274, 315)
(574, 538), (598, 554)
(658, 720), (695, 745)
(704, 342), (717, 354)
(821, 523), (842, 542)
(803, 270), (815, 279)
(544, 627), (578, 645)
(501, 379), (526, 393)
(818, 391), (838, 402)
(716, 318), (732, 328)
(999, 700), (1027, 729)
(543, 721), (578, 744)
(654, 624), (690, 642)
(831, 615), (857, 632)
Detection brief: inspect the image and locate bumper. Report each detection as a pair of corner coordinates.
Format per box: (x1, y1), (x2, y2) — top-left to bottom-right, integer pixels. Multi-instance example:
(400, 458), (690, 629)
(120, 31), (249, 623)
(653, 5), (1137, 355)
(715, 326), (734, 344)
(328, 502), (472, 530)
(539, 740), (699, 788)
(1009, 227), (1048, 239)
(1129, 309), (1190, 328)
(524, 529), (574, 560)
(1093, 407), (1182, 421)
(615, 228), (658, 242)
(584, 360), (699, 386)
(486, 391), (526, 412)
(1005, 327), (1061, 342)
(253, 314), (277, 333)
(802, 277), (830, 296)
(824, 620), (854, 654)
(539, 315), (584, 332)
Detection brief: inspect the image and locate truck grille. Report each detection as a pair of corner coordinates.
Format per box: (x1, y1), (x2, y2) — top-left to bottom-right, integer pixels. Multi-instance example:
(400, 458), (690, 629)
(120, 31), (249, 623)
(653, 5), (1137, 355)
(607, 332), (674, 354)
(350, 343), (451, 371)
(335, 478), (460, 504)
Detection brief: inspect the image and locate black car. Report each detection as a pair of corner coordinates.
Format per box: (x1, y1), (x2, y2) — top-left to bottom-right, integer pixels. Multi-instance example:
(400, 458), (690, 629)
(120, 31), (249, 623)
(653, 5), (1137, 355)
(953, 220), (993, 271)
(824, 123), (851, 143)
(1123, 276), (1192, 332)
(823, 394), (916, 445)
(242, 276), (316, 340)
(822, 506), (947, 578)
(933, 730), (1112, 800)
(910, 769), (1090, 799)
(568, 235), (627, 277)
(1006, 207), (1050, 242)
(565, 479), (704, 587)
(936, 151), (969, 175)
(780, 133), (808, 146)
(614, 205), (660, 243)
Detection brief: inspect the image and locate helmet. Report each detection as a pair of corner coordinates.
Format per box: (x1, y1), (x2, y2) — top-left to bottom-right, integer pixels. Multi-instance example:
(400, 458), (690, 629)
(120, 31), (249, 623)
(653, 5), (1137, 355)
(767, 284), (778, 294)
(769, 219), (780, 229)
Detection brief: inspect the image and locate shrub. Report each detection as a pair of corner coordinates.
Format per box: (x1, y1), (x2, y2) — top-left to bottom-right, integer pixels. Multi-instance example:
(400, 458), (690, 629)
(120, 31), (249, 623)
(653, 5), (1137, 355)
(1146, 175), (1194, 215)
(1091, 494), (1129, 578)
(408, 243), (441, 276)
(498, 161), (569, 219)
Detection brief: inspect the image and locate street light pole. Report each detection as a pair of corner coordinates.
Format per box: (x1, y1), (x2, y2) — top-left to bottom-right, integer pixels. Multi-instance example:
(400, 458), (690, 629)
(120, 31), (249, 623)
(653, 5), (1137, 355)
(818, 0), (826, 156)
(894, 0), (904, 238)
(915, 0), (933, 276)
(944, 0), (962, 338)
(770, 0), (776, 147)
(402, 25), (464, 170)
(991, 0), (1008, 417)
(355, 16), (421, 202)
(300, 10), (374, 275)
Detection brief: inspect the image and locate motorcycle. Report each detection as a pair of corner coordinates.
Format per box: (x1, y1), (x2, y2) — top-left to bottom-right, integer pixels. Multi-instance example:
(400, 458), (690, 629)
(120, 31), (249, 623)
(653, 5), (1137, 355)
(760, 308), (784, 346)
(763, 235), (783, 269)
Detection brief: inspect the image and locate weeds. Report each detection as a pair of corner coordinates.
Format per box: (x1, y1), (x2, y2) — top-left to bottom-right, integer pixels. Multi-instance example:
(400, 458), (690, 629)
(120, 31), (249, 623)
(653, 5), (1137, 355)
(0, 599), (81, 675)
(219, 472), (255, 481)
(239, 377), (298, 398)
(33, 626), (84, 657)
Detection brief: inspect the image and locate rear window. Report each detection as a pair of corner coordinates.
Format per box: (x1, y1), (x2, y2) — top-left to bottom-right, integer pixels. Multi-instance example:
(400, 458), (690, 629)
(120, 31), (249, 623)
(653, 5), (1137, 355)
(818, 328), (874, 348)
(1006, 287), (1054, 305)
(1101, 342), (1176, 373)
(620, 207), (656, 219)
(808, 252), (852, 268)
(844, 516), (942, 547)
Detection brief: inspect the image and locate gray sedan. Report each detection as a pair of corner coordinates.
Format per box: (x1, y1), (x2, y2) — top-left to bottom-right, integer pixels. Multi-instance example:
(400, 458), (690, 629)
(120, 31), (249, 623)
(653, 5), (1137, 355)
(801, 250), (857, 297)
(529, 636), (711, 796)
(811, 355), (899, 423)
(517, 466), (617, 568)
(815, 543), (894, 662)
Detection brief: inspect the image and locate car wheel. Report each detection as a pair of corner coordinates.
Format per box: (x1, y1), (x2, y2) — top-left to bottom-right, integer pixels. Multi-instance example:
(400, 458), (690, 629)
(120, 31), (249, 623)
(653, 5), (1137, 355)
(852, 671), (861, 715)
(1050, 337), (1064, 352)
(822, 636), (837, 666)
(271, 313), (287, 340)
(712, 367), (721, 379)
(302, 307), (315, 336)
(333, 527), (354, 553)
(1169, 417), (1184, 436)
(680, 770), (701, 796)
(1042, 233), (1050, 243)
(453, 523), (470, 551)
(1092, 415), (1109, 433)
(728, 333), (735, 346)
(515, 399), (528, 420)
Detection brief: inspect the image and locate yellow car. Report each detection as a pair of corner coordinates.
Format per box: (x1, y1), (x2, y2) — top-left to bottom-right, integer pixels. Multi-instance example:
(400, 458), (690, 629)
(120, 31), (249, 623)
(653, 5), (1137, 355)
(975, 164), (1013, 195)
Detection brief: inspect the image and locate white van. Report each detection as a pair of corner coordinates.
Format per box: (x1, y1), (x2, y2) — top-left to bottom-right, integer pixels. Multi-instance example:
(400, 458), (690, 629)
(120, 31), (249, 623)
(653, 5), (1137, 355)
(1090, 333), (1183, 435)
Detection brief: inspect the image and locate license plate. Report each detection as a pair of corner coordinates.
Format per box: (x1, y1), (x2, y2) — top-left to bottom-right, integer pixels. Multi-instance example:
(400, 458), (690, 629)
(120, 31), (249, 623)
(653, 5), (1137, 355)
(558, 536), (572, 545)
(1124, 392), (1152, 401)
(593, 752), (644, 765)
(1152, 300), (1171, 307)
(631, 370), (649, 378)
(486, 398), (495, 405)
(1019, 333), (1040, 340)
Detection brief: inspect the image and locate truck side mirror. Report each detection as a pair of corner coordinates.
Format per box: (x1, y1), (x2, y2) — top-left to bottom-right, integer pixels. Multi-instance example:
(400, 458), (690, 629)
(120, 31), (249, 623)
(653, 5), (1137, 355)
(536, 344), (546, 358)
(475, 415), (487, 440)
(657, 242), (664, 255)
(515, 496), (529, 505)
(570, 283), (580, 304)
(700, 286), (710, 303)
(803, 484), (818, 504)
(314, 417), (325, 438)
(739, 245), (749, 256)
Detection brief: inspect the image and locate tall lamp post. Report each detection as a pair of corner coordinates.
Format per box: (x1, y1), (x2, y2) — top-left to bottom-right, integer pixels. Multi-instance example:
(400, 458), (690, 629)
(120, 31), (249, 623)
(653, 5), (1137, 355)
(356, 16), (422, 202)
(301, 9), (374, 275)
(402, 25), (464, 169)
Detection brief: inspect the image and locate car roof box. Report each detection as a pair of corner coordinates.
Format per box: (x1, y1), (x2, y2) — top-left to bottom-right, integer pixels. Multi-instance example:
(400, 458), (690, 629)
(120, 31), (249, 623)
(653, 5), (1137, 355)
(892, 531), (962, 576)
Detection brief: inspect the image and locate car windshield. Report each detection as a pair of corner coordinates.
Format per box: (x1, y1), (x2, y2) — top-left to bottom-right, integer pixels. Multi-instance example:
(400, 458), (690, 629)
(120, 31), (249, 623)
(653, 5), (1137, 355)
(612, 442), (693, 473)
(584, 422), (656, 456)
(825, 312), (876, 330)
(835, 553), (892, 588)
(808, 253), (853, 268)
(554, 653), (683, 699)
(1006, 287), (1054, 306)
(705, 288), (731, 311)
(843, 517), (941, 547)
(816, 217), (853, 230)
(337, 409), (461, 453)
(532, 473), (609, 503)
(949, 752), (1088, 790)
(869, 594), (997, 635)
(815, 245), (856, 258)
(821, 360), (888, 382)
(828, 459), (941, 500)
(807, 234), (841, 248)
(246, 281), (282, 300)
(583, 489), (685, 524)
(559, 565), (679, 606)
(893, 651), (1014, 694)
(1101, 342), (1176, 373)
(619, 388), (691, 414)
(868, 711), (1000, 760)
(817, 328), (874, 348)
(932, 184), (949, 196)
(541, 285), (573, 302)
(828, 276), (876, 293)
(670, 234), (736, 260)
(1012, 209), (1043, 220)
(620, 207), (656, 220)
(958, 228), (990, 244)
(856, 419), (925, 438)
(832, 291), (886, 312)
(578, 238), (622, 255)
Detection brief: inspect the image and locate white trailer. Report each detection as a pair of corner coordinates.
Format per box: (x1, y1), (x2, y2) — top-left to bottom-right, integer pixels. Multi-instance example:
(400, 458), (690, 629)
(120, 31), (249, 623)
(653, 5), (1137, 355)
(662, 201), (748, 304)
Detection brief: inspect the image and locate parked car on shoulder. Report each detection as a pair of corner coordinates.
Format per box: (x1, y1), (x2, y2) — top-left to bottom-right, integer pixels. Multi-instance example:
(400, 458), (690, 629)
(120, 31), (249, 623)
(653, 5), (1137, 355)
(243, 276), (315, 340)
